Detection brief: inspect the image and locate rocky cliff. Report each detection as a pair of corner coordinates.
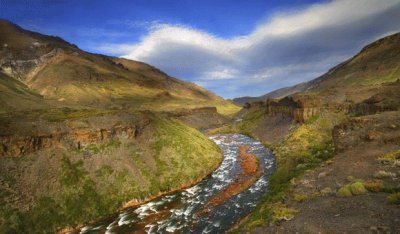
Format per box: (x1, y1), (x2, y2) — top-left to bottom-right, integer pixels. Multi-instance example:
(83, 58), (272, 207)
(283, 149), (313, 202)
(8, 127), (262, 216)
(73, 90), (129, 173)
(244, 95), (323, 123)
(0, 112), (150, 157)
(265, 96), (322, 123)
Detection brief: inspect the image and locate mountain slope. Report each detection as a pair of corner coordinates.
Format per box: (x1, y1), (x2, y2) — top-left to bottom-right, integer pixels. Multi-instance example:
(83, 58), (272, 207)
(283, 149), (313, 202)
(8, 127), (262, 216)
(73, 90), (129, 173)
(0, 20), (239, 115)
(233, 32), (400, 106)
(232, 82), (309, 105)
(305, 32), (400, 103)
(0, 72), (47, 113)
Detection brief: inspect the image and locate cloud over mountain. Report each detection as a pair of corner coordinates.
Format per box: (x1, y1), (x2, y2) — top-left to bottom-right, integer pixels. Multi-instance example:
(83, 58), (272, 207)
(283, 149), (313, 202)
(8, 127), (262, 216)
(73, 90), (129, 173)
(101, 0), (400, 98)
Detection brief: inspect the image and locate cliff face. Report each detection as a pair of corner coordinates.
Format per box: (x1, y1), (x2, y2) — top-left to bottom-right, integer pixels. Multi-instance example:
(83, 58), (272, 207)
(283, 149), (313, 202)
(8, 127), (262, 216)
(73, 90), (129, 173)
(244, 96), (322, 123)
(265, 96), (322, 123)
(0, 113), (150, 157)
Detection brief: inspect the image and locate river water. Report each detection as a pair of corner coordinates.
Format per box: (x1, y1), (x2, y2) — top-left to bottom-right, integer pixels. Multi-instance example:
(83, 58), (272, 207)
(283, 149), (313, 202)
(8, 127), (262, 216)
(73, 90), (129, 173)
(75, 134), (275, 234)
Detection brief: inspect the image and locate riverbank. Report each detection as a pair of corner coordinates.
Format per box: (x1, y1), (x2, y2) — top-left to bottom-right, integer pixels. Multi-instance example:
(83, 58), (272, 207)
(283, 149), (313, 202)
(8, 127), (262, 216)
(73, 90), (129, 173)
(68, 134), (275, 233)
(59, 140), (224, 233)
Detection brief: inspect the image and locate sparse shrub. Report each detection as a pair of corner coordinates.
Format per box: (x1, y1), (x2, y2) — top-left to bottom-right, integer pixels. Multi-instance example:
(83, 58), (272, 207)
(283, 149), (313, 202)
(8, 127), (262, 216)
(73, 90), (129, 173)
(374, 170), (396, 178)
(363, 180), (384, 192)
(95, 165), (114, 178)
(350, 182), (367, 195)
(382, 183), (400, 194)
(305, 115), (320, 125)
(311, 191), (321, 198)
(320, 187), (332, 196)
(387, 193), (400, 204)
(346, 176), (363, 183)
(347, 175), (356, 182)
(272, 204), (298, 221)
(337, 185), (352, 197)
(293, 193), (308, 202)
(377, 150), (400, 166)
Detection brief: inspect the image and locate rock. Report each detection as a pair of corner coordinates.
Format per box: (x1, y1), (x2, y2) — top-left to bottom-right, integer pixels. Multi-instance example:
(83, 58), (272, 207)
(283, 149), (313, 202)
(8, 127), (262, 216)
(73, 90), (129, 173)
(366, 131), (381, 141)
(265, 95), (322, 123)
(318, 172), (327, 179)
(302, 179), (310, 185)
(0, 114), (145, 157)
(320, 187), (332, 196)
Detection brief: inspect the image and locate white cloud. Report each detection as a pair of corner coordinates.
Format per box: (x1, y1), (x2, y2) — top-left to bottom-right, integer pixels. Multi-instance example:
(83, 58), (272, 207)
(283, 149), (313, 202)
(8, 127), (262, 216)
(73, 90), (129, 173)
(100, 0), (400, 98)
(202, 68), (239, 80)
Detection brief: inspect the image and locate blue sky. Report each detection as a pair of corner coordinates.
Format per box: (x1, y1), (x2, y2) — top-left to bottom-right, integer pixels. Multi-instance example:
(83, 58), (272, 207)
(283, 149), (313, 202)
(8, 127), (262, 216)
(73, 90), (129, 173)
(1, 0), (400, 98)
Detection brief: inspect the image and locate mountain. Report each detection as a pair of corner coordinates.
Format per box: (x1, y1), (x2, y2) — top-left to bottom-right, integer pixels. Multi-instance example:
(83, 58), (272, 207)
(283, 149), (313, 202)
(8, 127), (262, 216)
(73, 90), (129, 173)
(0, 20), (239, 115)
(233, 32), (400, 106)
(232, 81), (309, 105)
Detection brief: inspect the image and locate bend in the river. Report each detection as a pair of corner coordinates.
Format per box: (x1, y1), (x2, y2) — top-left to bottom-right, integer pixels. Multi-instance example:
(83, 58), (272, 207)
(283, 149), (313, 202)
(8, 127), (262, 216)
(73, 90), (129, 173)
(75, 134), (275, 234)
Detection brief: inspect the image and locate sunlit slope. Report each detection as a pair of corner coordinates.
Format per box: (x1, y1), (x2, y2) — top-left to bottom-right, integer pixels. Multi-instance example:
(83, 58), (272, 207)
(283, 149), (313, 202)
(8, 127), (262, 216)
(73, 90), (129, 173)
(0, 20), (239, 116)
(233, 32), (400, 105)
(0, 72), (46, 113)
(305, 32), (400, 103)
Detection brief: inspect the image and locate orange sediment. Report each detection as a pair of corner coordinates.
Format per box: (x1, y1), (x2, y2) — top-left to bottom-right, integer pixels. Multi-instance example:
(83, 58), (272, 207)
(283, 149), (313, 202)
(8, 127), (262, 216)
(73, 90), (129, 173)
(239, 145), (258, 176)
(198, 145), (261, 215)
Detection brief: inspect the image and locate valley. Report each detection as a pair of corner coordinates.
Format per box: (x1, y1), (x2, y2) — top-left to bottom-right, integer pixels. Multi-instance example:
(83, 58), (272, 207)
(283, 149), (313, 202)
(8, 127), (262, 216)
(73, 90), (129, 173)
(0, 17), (399, 234)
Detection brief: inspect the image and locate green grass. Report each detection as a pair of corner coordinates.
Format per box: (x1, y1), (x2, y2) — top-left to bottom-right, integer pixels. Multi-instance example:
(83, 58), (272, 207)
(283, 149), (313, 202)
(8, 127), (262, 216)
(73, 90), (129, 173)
(77, 140), (121, 155)
(149, 115), (222, 192)
(210, 107), (265, 136)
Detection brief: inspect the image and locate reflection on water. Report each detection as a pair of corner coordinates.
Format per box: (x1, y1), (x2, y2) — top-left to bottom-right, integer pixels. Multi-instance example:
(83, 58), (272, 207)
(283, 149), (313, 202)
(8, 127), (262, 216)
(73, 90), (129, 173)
(75, 134), (275, 234)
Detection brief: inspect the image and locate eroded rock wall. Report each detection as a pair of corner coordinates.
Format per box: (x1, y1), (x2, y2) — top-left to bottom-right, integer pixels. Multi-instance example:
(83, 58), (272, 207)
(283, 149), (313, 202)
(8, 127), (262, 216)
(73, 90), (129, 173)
(0, 113), (150, 157)
(263, 96), (322, 123)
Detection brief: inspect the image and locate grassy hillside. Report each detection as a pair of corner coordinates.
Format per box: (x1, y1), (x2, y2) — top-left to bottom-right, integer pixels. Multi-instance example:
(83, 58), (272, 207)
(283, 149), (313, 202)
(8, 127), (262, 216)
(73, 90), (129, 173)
(0, 20), (239, 116)
(233, 32), (400, 106)
(0, 72), (46, 113)
(0, 113), (222, 233)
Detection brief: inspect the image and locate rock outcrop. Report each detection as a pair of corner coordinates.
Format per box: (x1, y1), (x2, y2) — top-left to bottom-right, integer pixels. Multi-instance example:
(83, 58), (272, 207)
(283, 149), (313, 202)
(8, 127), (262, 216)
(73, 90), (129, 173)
(243, 95), (323, 123)
(0, 113), (150, 157)
(332, 111), (400, 152)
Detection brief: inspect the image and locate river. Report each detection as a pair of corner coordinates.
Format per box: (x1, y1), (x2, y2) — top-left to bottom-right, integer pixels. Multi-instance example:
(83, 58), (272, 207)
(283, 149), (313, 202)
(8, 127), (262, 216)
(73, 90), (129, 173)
(74, 134), (275, 234)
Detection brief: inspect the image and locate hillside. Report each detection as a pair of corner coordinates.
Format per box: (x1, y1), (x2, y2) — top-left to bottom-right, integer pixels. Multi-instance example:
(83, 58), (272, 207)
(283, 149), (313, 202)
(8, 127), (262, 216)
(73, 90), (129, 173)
(0, 20), (239, 116)
(232, 81), (309, 106)
(0, 72), (47, 113)
(233, 32), (400, 106)
(0, 20), (238, 232)
(213, 32), (400, 233)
